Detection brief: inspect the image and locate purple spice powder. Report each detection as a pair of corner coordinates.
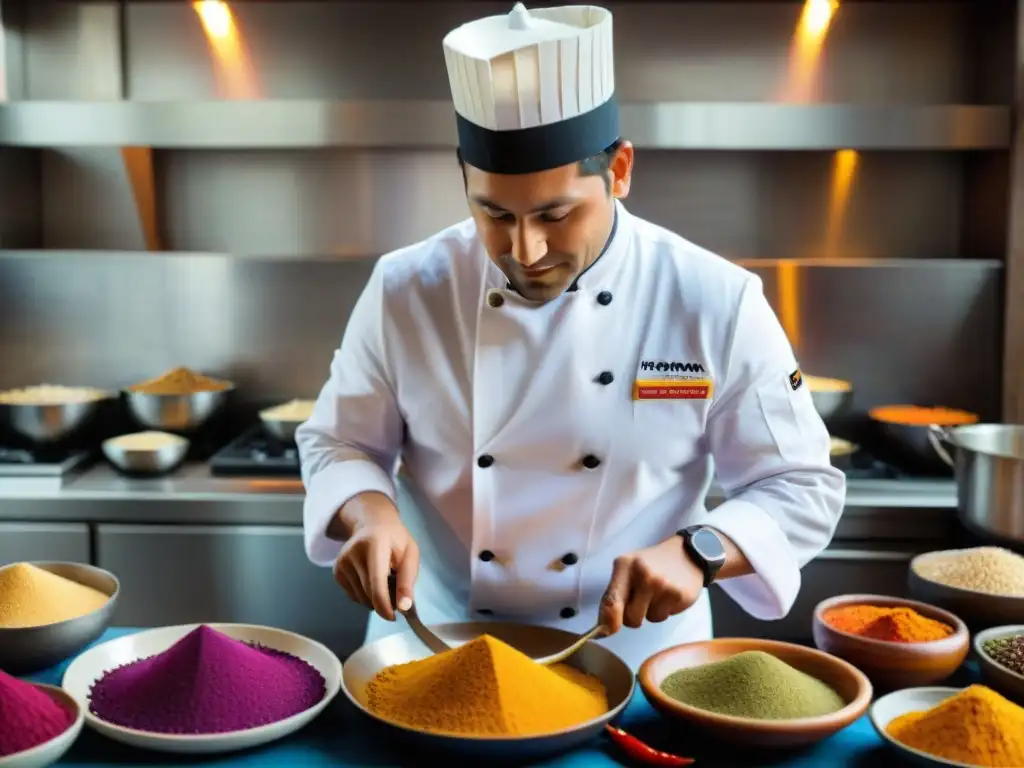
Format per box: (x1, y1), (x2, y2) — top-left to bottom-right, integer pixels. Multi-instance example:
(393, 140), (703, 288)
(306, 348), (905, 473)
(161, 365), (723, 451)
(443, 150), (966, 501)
(88, 625), (326, 734)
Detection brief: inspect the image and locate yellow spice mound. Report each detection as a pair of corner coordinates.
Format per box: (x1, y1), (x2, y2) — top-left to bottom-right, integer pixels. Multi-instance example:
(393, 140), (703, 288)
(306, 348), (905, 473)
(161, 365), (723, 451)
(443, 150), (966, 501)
(0, 563), (109, 628)
(887, 685), (1024, 767)
(365, 634), (608, 736)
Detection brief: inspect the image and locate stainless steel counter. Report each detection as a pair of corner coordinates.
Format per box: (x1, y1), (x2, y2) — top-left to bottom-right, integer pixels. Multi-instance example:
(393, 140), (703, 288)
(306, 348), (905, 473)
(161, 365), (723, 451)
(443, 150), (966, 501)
(0, 462), (957, 529)
(0, 463), (963, 656)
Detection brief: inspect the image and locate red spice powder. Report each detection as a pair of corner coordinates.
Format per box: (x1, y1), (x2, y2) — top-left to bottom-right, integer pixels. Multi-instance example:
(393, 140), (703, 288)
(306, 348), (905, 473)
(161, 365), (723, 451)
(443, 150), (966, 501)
(0, 670), (74, 757)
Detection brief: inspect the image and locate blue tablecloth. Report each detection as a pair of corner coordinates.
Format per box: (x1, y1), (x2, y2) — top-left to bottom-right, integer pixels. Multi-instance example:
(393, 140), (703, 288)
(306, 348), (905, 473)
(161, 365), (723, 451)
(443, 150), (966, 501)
(25, 628), (971, 767)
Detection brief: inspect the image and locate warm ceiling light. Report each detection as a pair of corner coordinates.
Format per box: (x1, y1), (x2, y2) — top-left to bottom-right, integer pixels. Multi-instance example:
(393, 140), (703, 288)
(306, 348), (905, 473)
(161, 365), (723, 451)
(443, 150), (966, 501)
(803, 0), (840, 38)
(194, 1), (233, 41)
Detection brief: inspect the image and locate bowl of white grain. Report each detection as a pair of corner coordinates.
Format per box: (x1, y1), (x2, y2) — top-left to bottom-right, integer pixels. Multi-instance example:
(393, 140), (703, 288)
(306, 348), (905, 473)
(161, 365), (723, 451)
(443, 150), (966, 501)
(102, 431), (190, 476)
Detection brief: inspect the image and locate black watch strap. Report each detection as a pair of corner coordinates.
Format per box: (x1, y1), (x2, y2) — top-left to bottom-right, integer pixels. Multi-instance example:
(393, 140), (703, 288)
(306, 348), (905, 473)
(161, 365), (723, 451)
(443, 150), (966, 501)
(678, 525), (725, 588)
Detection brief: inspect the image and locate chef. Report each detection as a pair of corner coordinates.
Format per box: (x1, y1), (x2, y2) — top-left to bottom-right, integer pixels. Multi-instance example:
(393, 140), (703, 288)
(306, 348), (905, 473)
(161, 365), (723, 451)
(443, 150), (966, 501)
(297, 3), (846, 669)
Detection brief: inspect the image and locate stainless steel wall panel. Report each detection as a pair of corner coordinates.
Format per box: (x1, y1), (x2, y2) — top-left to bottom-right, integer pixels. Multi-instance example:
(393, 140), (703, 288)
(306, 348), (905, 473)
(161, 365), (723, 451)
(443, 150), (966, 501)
(743, 259), (1003, 421)
(0, 252), (376, 399)
(148, 150), (980, 260)
(0, 147), (41, 247)
(157, 149), (468, 257)
(0, 253), (1000, 422)
(108, 2), (985, 103)
(40, 148), (148, 250)
(22, 2), (123, 101)
(1, 102), (1009, 150)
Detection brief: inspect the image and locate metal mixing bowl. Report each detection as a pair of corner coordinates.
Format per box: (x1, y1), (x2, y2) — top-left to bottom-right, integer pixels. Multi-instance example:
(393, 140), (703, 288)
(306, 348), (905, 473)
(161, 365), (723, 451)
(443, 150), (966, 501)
(260, 416), (300, 442)
(0, 398), (111, 443)
(0, 561), (119, 674)
(342, 621), (635, 762)
(102, 432), (190, 476)
(806, 376), (854, 422)
(124, 387), (233, 433)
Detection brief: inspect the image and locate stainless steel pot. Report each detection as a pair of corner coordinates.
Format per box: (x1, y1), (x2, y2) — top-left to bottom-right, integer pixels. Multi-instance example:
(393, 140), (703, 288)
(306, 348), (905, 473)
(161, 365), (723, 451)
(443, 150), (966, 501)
(928, 424), (1024, 543)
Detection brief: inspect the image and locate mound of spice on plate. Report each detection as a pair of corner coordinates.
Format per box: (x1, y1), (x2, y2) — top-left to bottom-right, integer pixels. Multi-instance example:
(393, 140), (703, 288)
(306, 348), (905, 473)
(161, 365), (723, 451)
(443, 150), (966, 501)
(982, 634), (1024, 675)
(89, 625), (326, 734)
(914, 547), (1024, 596)
(0, 670), (75, 757)
(659, 651), (845, 720)
(823, 604), (954, 643)
(127, 366), (231, 395)
(0, 563), (109, 629)
(887, 685), (1024, 766)
(365, 634), (607, 736)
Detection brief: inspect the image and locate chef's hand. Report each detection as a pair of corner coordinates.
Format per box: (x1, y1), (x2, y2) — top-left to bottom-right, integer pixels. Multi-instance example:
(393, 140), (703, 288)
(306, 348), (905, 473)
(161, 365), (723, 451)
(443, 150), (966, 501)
(599, 536), (704, 634)
(331, 493), (420, 622)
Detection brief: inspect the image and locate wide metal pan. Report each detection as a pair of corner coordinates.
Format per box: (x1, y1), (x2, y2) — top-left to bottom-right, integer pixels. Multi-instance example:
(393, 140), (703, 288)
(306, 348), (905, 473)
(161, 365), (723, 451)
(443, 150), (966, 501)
(341, 621), (634, 762)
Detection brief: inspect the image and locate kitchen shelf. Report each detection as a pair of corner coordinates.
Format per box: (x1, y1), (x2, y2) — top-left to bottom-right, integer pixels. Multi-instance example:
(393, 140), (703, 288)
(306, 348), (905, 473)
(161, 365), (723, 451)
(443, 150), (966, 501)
(0, 101), (1010, 150)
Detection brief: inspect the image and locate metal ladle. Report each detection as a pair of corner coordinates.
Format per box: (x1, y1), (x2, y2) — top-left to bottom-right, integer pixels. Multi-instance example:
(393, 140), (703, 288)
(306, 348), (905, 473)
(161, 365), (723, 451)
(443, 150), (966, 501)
(535, 623), (608, 666)
(388, 574), (450, 655)
(387, 574), (607, 664)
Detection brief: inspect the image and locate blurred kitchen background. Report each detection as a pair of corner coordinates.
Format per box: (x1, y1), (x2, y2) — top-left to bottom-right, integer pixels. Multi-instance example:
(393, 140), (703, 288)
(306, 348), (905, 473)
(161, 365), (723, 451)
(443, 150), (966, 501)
(0, 0), (1021, 658)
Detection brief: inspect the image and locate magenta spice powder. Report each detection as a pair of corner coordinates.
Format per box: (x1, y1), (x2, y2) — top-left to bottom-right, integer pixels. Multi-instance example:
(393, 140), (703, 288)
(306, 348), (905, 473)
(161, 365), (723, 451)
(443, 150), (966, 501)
(89, 624), (326, 734)
(0, 670), (74, 757)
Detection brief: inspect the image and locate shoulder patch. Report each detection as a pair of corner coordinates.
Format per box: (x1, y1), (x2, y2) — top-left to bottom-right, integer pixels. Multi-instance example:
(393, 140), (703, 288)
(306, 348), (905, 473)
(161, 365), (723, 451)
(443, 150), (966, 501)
(789, 368), (803, 391)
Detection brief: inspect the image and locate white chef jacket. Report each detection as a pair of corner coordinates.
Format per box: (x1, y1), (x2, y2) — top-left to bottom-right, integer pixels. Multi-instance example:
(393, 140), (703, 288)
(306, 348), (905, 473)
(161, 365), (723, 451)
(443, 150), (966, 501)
(297, 201), (846, 670)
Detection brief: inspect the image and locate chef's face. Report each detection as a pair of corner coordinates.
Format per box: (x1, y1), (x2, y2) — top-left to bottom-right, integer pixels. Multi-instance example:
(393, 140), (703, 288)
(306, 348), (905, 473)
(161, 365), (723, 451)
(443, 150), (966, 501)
(463, 141), (634, 302)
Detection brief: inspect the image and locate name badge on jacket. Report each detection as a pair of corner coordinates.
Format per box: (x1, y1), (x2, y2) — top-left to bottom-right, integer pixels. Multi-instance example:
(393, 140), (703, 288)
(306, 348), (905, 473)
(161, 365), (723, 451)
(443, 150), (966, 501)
(633, 359), (714, 401)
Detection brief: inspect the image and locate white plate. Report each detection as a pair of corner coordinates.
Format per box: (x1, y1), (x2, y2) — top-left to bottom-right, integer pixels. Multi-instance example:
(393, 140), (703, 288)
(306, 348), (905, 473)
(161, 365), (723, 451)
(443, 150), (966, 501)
(0, 684), (84, 768)
(61, 623), (342, 755)
(869, 687), (977, 767)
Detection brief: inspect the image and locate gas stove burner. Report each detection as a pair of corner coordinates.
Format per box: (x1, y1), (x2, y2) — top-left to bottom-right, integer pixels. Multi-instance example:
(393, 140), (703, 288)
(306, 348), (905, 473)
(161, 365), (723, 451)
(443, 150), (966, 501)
(0, 448), (36, 464)
(210, 426), (300, 477)
(0, 448), (93, 477)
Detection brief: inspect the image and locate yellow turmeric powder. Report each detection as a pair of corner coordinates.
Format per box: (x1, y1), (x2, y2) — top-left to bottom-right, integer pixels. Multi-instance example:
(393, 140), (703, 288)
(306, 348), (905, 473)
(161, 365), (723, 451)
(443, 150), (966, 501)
(886, 685), (1024, 766)
(365, 634), (608, 736)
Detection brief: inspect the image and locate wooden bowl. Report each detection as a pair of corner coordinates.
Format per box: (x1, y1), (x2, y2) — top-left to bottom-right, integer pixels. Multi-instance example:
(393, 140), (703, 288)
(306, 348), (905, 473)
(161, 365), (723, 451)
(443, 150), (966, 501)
(909, 551), (1024, 629)
(813, 594), (969, 689)
(638, 638), (872, 748)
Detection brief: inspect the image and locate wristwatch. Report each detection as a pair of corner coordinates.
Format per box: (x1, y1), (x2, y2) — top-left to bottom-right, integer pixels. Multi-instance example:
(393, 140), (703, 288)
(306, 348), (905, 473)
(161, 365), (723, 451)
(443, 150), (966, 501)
(678, 526), (726, 588)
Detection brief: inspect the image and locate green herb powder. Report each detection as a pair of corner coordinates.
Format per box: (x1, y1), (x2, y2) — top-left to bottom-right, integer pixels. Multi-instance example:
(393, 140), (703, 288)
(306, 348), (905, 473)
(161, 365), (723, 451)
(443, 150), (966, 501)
(659, 651), (845, 720)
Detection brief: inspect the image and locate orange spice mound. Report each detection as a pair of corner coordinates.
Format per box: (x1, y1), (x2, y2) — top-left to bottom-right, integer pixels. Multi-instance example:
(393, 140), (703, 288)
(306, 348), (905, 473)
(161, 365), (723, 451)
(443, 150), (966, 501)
(824, 604), (953, 643)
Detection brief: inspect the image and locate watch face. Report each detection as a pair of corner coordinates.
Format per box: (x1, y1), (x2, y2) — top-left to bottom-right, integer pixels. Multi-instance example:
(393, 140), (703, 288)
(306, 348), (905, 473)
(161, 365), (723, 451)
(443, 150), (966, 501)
(691, 528), (726, 562)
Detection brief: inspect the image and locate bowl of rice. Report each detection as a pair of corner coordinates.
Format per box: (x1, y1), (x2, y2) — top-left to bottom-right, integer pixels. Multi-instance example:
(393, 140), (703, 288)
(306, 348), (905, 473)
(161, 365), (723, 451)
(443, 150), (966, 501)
(909, 547), (1024, 628)
(0, 384), (114, 443)
(259, 399), (315, 443)
(102, 431), (190, 476)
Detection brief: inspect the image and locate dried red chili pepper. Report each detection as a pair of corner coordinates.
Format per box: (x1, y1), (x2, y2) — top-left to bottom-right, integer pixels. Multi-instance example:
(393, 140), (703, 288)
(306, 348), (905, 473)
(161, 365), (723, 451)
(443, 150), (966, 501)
(604, 724), (695, 766)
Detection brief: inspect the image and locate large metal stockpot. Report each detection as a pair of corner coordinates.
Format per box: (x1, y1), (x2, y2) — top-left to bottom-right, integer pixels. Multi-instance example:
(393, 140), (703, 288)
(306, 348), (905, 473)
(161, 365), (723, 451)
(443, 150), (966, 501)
(929, 424), (1024, 543)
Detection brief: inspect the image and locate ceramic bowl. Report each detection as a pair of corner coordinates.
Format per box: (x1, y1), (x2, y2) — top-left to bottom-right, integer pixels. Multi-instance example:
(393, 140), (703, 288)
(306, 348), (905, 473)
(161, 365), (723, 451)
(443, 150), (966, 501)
(342, 621), (634, 762)
(0, 562), (120, 675)
(812, 594), (969, 688)
(974, 625), (1024, 702)
(869, 687), (969, 767)
(909, 550), (1024, 629)
(0, 684), (84, 768)
(61, 623), (342, 755)
(638, 638), (872, 748)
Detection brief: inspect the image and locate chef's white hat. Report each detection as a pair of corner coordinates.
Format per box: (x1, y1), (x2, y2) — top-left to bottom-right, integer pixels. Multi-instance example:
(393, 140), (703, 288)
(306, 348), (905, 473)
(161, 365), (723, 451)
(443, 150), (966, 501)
(442, 3), (619, 175)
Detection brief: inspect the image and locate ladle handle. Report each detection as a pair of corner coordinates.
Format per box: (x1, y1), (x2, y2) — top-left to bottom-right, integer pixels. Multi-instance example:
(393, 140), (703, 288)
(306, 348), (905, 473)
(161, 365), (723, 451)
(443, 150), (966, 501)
(387, 572), (450, 655)
(927, 424), (956, 469)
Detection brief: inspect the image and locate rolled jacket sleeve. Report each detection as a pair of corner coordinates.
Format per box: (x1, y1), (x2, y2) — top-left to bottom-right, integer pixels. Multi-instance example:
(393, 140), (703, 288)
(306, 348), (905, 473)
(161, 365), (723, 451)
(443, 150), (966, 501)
(704, 277), (846, 620)
(296, 261), (404, 567)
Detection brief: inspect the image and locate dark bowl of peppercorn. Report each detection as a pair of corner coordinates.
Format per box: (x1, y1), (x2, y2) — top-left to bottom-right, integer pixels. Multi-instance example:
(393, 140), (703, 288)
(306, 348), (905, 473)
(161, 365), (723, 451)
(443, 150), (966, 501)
(975, 625), (1024, 702)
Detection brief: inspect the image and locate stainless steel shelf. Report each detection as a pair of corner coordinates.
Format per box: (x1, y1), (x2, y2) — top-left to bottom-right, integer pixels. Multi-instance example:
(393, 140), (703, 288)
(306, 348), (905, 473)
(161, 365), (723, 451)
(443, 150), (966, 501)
(0, 101), (1011, 150)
